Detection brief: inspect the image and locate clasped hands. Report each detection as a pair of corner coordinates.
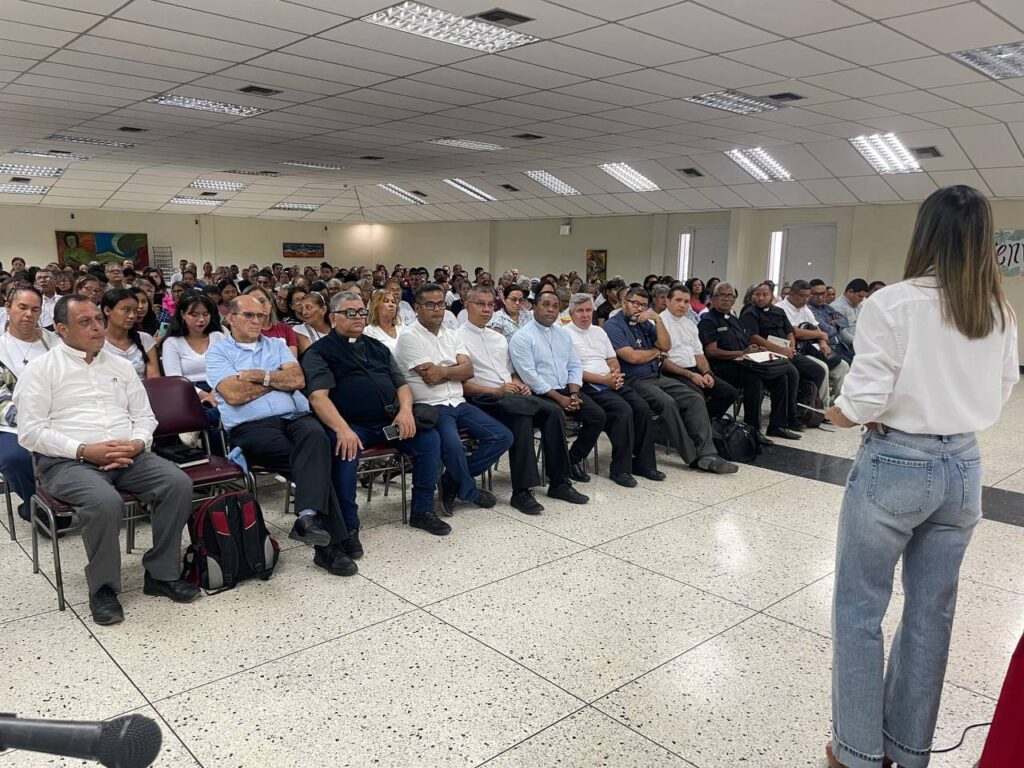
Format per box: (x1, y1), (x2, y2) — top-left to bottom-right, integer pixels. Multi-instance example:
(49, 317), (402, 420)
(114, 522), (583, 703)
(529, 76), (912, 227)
(82, 440), (145, 471)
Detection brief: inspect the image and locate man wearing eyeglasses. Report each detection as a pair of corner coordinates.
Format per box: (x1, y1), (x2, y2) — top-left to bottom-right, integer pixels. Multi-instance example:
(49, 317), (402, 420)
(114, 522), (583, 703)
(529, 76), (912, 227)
(33, 268), (58, 329)
(395, 283), (513, 518)
(206, 295), (358, 577)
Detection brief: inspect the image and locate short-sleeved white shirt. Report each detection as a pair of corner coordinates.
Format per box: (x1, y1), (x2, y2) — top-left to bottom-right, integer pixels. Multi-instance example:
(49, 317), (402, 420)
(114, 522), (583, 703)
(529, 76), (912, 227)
(778, 298), (818, 329)
(103, 332), (155, 379)
(567, 322), (614, 376)
(660, 310), (703, 369)
(394, 321), (467, 406)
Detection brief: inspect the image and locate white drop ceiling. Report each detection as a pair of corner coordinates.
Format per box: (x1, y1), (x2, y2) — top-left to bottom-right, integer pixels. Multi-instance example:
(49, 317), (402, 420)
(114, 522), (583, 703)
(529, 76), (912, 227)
(2, 0), (1024, 222)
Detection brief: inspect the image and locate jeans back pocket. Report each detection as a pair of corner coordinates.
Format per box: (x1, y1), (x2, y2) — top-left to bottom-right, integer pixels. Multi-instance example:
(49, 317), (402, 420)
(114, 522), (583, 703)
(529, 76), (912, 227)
(957, 457), (983, 516)
(868, 454), (935, 517)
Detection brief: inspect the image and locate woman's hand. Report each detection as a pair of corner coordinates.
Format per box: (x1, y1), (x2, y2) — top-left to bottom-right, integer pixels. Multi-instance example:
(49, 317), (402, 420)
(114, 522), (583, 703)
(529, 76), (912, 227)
(826, 406), (857, 428)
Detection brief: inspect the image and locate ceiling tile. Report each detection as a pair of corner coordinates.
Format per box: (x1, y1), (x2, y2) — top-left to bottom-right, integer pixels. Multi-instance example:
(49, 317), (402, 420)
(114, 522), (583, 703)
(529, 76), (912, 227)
(452, 57), (586, 90)
(621, 3), (781, 53)
(804, 139), (875, 176)
(803, 69), (909, 98)
(0, 19), (78, 46)
(866, 90), (959, 113)
(840, 175), (899, 201)
(87, 19), (263, 61)
(160, 0), (348, 34)
(806, 100), (896, 120)
(317, 20), (481, 65)
(726, 41), (851, 78)
(799, 23), (932, 65)
(979, 168), (1024, 197)
(929, 82), (1022, 107)
(882, 172), (938, 200)
(279, 38), (435, 77)
(698, 0), (867, 35)
(601, 70), (715, 99)
(953, 123), (1024, 168)
(801, 177), (858, 204)
(915, 108), (997, 127)
(873, 56), (986, 89)
(926, 169), (992, 196)
(113, 0), (305, 49)
(837, 0), (963, 19)
(886, 3), (1022, 52)
(500, 43), (641, 78)
(552, 81), (665, 107)
(658, 56), (780, 90)
(557, 26), (703, 67)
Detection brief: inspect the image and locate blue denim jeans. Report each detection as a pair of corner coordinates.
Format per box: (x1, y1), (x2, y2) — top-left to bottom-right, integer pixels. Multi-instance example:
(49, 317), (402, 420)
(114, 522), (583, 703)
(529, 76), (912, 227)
(832, 428), (982, 768)
(437, 402), (513, 503)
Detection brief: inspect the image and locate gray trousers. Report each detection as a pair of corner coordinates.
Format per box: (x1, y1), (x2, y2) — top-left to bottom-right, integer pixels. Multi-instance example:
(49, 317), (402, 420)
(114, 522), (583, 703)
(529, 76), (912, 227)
(629, 374), (716, 464)
(38, 452), (192, 596)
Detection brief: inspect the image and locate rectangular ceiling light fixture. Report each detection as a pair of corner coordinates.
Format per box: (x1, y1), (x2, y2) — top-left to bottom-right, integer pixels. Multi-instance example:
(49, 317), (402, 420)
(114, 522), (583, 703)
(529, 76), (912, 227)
(443, 178), (496, 201)
(379, 183), (426, 204)
(599, 162), (661, 192)
(11, 149), (89, 161)
(684, 89), (783, 115)
(725, 147), (791, 182)
(0, 184), (47, 194)
(849, 133), (921, 174)
(270, 202), (321, 211)
(0, 164), (63, 178)
(950, 41), (1024, 80)
(148, 94), (268, 117)
(363, 1), (538, 53)
(524, 170), (579, 195)
(281, 161), (344, 170)
(48, 134), (134, 148)
(189, 179), (246, 192)
(170, 196), (224, 206)
(429, 138), (505, 151)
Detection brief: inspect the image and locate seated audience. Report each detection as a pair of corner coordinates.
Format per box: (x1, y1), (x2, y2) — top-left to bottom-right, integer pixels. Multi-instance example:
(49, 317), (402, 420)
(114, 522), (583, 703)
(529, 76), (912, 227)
(699, 283), (801, 440)
(54, 270), (73, 297)
(217, 279), (238, 316)
(76, 275), (104, 305)
(556, 287), (573, 324)
(660, 285), (738, 420)
(104, 262), (126, 290)
(363, 288), (403, 352)
(207, 295), (355, 575)
(295, 292), (332, 355)
(303, 290), (445, 544)
(809, 279), (853, 390)
(33, 268), (58, 329)
(157, 281), (185, 325)
(15, 295), (198, 625)
(395, 284), (512, 517)
(488, 283), (532, 340)
(868, 279), (886, 294)
(509, 292), (605, 483)
(605, 287), (737, 474)
(458, 285), (587, 513)
(825, 285), (836, 303)
(685, 278), (707, 314)
(284, 286), (307, 327)
(650, 284), (670, 314)
(132, 284), (159, 337)
(830, 278), (869, 363)
(595, 278), (625, 326)
(567, 293), (664, 486)
(102, 288), (159, 380)
(777, 280), (848, 405)
(243, 285), (298, 359)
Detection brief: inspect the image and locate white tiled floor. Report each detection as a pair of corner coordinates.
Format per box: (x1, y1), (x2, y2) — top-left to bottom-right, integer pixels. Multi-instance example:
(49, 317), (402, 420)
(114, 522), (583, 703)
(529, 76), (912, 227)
(1, 394), (1021, 767)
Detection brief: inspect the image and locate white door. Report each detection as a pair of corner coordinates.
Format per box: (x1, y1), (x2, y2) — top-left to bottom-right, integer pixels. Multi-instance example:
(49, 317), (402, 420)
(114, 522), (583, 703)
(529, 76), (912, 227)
(688, 226), (729, 282)
(782, 224), (836, 287)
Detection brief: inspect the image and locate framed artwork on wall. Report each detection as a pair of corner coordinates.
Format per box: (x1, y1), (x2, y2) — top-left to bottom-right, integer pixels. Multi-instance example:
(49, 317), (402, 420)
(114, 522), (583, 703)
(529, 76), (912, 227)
(55, 231), (149, 269)
(996, 229), (1024, 277)
(586, 249), (607, 283)
(283, 242), (325, 259)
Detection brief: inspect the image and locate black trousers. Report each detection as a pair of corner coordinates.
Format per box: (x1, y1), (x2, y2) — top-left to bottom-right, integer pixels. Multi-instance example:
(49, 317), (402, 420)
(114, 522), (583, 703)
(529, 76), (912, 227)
(710, 360), (798, 431)
(663, 368), (739, 420)
(229, 413), (348, 546)
(792, 352), (826, 401)
(584, 384), (657, 475)
(469, 394), (571, 489)
(539, 388), (605, 465)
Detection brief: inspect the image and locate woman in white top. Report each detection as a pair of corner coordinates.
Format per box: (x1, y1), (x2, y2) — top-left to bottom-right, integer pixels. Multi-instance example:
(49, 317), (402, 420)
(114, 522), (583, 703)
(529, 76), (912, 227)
(101, 287), (158, 380)
(295, 292), (331, 356)
(161, 292), (225, 407)
(363, 288), (403, 352)
(825, 186), (1018, 768)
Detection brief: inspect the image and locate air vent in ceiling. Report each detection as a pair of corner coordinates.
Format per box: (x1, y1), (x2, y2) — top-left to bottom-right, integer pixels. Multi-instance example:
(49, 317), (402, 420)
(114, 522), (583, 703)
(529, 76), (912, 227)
(410, 190), (428, 197)
(200, 191), (218, 197)
(767, 92), (804, 102)
(910, 145), (943, 159)
(9, 177), (31, 183)
(513, 133), (544, 140)
(118, 126), (147, 133)
(472, 9), (533, 26)
(678, 167), (704, 177)
(238, 85), (282, 95)
(223, 169), (280, 176)
(499, 183), (520, 192)
(360, 155), (384, 160)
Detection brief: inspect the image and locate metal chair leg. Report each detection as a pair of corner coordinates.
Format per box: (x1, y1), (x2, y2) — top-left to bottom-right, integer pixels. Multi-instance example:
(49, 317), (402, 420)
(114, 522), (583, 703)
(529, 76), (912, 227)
(400, 455), (408, 525)
(366, 471), (375, 503)
(30, 497), (39, 573)
(45, 507), (65, 611)
(3, 476), (14, 541)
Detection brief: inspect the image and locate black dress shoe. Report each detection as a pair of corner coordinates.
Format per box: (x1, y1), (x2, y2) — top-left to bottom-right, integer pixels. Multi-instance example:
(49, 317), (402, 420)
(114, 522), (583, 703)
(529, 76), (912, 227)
(788, 422), (807, 432)
(755, 431), (774, 446)
(289, 515), (332, 547)
(510, 490), (544, 515)
(767, 427), (802, 440)
(313, 545), (358, 576)
(570, 460), (591, 483)
(341, 528), (363, 559)
(143, 572), (200, 603)
(635, 469), (667, 481)
(409, 510), (452, 536)
(610, 472), (637, 488)
(547, 483), (589, 504)
(473, 489), (497, 508)
(89, 586), (124, 626)
(438, 475), (457, 516)
(695, 455), (739, 475)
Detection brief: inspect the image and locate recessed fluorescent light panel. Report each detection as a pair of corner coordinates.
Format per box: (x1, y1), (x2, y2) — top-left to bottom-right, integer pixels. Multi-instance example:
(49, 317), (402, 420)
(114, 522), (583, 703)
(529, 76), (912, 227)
(281, 161), (344, 170)
(363, 1), (538, 53)
(379, 183), (426, 204)
(48, 134), (134, 148)
(429, 138), (505, 151)
(684, 90), (783, 115)
(849, 133), (921, 175)
(148, 94), (267, 118)
(524, 170), (579, 195)
(270, 202), (321, 211)
(725, 148), (792, 182)
(12, 149), (89, 161)
(0, 184), (47, 194)
(443, 178), (496, 201)
(189, 179), (246, 192)
(950, 41), (1024, 80)
(170, 196), (224, 206)
(599, 162), (661, 192)
(0, 164), (62, 178)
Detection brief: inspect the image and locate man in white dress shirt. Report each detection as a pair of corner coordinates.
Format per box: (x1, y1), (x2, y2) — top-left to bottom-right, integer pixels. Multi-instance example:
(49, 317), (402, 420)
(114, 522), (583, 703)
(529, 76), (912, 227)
(457, 285), (587, 515)
(779, 280), (848, 406)
(15, 295), (198, 626)
(33, 267), (59, 329)
(395, 283), (512, 516)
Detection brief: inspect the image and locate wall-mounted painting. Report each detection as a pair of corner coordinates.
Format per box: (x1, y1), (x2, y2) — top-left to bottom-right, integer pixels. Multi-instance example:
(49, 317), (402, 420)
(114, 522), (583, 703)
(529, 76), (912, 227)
(56, 231), (149, 269)
(586, 249), (607, 283)
(996, 228), (1024, 277)
(283, 243), (325, 260)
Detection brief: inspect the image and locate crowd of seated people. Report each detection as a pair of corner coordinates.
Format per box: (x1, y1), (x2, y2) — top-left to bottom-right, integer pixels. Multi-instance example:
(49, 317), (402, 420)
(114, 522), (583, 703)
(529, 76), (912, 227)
(0, 254), (883, 626)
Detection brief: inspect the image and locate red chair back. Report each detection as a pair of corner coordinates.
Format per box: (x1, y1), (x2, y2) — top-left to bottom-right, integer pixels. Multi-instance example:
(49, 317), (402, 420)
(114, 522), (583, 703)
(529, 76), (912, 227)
(143, 376), (210, 437)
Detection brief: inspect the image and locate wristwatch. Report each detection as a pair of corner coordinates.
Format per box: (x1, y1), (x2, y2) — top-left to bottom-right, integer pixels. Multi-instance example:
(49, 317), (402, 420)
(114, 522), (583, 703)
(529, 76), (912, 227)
(263, 369), (271, 387)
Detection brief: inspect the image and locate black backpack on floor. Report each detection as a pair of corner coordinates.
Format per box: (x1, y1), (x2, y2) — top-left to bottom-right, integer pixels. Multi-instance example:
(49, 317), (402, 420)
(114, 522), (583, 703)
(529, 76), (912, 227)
(712, 415), (759, 463)
(182, 490), (279, 593)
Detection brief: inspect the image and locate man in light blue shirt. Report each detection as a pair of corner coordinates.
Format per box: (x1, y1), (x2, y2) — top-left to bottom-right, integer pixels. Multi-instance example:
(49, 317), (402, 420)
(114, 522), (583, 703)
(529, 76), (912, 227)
(207, 295), (356, 577)
(508, 292), (604, 482)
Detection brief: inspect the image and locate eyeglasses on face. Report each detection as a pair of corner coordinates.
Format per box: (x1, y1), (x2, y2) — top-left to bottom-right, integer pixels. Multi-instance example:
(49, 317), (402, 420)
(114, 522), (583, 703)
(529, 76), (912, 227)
(625, 298), (648, 308)
(416, 300), (445, 311)
(332, 308), (368, 319)
(237, 311), (268, 322)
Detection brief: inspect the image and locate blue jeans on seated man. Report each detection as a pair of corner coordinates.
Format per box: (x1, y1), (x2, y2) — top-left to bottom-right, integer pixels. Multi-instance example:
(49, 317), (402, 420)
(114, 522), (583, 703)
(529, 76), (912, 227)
(194, 380), (225, 457)
(831, 428), (981, 768)
(0, 431), (34, 521)
(330, 422), (441, 530)
(436, 402), (513, 503)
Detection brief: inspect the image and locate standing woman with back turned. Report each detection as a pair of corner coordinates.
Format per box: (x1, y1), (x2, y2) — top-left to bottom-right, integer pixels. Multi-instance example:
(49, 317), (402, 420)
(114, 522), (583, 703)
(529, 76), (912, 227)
(825, 185), (1018, 768)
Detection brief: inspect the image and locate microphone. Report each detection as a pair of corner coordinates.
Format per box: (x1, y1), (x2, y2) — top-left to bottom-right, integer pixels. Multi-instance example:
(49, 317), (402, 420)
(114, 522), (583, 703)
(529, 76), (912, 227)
(0, 713), (162, 767)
